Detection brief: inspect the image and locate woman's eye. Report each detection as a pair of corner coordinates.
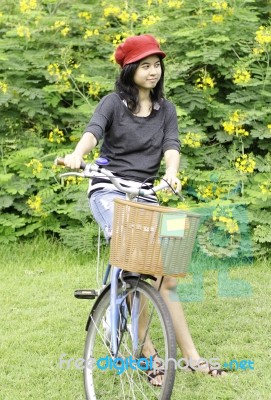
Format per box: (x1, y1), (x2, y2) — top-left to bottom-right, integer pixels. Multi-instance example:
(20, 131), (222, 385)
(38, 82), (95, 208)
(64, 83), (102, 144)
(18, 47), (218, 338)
(140, 62), (160, 70)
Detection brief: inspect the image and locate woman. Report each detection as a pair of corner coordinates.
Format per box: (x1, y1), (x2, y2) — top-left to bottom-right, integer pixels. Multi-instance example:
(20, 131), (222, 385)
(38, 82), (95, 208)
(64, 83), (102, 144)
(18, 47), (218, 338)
(64, 34), (225, 382)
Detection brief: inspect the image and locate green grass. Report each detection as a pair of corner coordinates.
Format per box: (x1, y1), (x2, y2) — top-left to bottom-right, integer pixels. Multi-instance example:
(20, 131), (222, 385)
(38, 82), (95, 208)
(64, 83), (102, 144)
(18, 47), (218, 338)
(0, 237), (270, 400)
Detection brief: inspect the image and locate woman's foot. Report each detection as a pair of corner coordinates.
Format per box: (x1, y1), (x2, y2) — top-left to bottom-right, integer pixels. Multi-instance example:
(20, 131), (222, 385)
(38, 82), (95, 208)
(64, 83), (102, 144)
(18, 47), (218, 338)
(143, 352), (165, 386)
(186, 361), (227, 376)
(147, 368), (164, 386)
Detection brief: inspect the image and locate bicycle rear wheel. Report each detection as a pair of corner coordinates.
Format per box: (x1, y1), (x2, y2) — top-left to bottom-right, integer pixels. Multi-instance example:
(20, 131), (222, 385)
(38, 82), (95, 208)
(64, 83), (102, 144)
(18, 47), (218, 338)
(84, 277), (176, 400)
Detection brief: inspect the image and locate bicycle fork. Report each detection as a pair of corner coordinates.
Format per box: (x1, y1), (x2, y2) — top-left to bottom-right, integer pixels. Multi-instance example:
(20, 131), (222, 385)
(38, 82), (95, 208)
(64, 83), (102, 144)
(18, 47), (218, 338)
(110, 267), (140, 358)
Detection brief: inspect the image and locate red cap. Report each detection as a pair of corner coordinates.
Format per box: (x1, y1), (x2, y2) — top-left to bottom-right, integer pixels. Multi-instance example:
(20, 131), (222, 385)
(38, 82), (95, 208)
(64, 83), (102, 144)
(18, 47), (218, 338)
(115, 34), (166, 68)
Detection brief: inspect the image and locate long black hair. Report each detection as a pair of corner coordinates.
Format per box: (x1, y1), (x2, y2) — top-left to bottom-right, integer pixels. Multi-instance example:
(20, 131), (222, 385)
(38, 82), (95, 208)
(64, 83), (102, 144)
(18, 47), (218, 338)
(115, 58), (165, 114)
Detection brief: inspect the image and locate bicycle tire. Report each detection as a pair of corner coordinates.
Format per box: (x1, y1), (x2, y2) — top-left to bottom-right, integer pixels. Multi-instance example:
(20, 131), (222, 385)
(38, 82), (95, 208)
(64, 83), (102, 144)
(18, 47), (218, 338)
(84, 277), (176, 400)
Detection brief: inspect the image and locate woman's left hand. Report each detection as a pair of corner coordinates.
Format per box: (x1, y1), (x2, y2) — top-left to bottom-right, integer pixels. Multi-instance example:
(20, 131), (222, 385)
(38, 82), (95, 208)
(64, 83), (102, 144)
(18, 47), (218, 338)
(163, 167), (182, 193)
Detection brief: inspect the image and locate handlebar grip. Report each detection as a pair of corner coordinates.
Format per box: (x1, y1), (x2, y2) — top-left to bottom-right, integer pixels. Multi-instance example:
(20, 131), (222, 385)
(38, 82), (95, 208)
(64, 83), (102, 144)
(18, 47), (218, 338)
(54, 157), (86, 169)
(54, 157), (66, 166)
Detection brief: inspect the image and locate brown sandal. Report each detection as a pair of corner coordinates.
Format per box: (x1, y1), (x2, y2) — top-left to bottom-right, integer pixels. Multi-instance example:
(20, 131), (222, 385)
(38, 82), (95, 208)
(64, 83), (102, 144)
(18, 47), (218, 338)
(142, 352), (165, 387)
(187, 361), (227, 376)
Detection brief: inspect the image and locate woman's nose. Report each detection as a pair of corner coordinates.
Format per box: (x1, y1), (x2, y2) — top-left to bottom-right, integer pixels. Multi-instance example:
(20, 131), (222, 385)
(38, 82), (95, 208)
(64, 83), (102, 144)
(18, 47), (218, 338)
(149, 66), (157, 75)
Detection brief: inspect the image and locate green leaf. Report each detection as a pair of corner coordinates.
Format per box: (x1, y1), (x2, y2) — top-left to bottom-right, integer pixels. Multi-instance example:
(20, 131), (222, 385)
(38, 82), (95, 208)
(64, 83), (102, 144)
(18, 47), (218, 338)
(0, 195), (14, 209)
(0, 213), (26, 228)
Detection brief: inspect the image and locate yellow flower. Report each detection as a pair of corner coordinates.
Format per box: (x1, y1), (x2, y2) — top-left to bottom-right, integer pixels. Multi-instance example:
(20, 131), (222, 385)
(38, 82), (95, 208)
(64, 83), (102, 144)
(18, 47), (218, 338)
(0, 81), (8, 93)
(233, 68), (251, 85)
(130, 13), (138, 22)
(182, 132), (204, 148)
(65, 176), (83, 185)
(113, 34), (122, 46)
(47, 63), (72, 91)
(47, 63), (61, 80)
(218, 216), (239, 234)
(212, 14), (224, 24)
(235, 128), (249, 137)
(235, 154), (256, 174)
(112, 33), (129, 47)
(61, 69), (72, 81)
(88, 82), (101, 98)
(167, 0), (183, 8)
(196, 71), (215, 90)
(119, 11), (130, 24)
(158, 191), (173, 203)
(142, 15), (160, 26)
(61, 27), (70, 37)
(222, 121), (235, 134)
(104, 6), (121, 18)
(16, 25), (31, 39)
(53, 21), (65, 29)
(84, 29), (99, 39)
(104, 1), (156, 24)
(197, 184), (213, 199)
(20, 0), (37, 13)
(180, 173), (188, 187)
(197, 184), (226, 200)
(252, 47), (264, 55)
(212, 208), (239, 235)
(267, 124), (271, 129)
(109, 52), (116, 64)
(259, 182), (271, 195)
(92, 148), (100, 161)
(26, 159), (43, 175)
(48, 127), (65, 144)
(212, 1), (228, 10)
(27, 195), (42, 212)
(222, 111), (249, 137)
(231, 110), (241, 122)
(78, 12), (92, 20)
(177, 202), (190, 210)
(69, 135), (78, 143)
(255, 26), (271, 46)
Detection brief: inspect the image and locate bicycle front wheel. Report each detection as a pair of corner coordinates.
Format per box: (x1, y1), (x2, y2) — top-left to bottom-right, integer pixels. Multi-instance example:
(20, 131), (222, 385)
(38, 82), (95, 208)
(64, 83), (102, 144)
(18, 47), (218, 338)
(84, 277), (176, 400)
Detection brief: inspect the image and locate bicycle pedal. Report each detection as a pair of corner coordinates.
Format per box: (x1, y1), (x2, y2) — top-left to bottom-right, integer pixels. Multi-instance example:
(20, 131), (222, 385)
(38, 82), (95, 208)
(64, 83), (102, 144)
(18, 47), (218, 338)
(74, 289), (98, 299)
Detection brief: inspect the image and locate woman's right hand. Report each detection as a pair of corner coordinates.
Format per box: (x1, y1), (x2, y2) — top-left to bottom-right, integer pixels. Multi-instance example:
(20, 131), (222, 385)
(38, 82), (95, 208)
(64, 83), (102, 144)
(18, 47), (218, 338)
(64, 152), (84, 169)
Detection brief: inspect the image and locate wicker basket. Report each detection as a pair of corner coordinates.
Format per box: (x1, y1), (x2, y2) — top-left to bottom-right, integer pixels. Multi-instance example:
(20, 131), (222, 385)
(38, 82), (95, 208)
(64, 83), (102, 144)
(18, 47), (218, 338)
(109, 199), (200, 277)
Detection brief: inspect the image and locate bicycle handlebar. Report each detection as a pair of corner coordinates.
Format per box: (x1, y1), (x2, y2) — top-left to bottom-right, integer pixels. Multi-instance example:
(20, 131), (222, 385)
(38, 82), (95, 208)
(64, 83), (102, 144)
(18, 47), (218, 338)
(55, 157), (170, 199)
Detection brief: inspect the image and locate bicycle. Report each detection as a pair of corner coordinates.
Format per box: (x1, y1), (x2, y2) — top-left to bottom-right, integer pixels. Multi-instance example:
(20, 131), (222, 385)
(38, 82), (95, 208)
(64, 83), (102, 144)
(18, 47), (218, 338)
(56, 157), (200, 400)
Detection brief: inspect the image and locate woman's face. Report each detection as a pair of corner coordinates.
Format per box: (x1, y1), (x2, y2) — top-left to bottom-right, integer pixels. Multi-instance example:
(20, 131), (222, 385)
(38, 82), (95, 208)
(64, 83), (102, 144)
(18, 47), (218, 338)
(133, 55), (162, 91)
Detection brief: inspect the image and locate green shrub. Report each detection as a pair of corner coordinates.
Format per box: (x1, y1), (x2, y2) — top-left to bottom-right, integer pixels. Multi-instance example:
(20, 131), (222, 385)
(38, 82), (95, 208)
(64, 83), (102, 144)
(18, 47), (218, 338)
(0, 0), (270, 258)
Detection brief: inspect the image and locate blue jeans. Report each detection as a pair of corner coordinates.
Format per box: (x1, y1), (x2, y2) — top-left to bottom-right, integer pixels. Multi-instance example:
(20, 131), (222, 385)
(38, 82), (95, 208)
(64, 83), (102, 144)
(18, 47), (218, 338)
(89, 189), (158, 242)
(89, 190), (126, 242)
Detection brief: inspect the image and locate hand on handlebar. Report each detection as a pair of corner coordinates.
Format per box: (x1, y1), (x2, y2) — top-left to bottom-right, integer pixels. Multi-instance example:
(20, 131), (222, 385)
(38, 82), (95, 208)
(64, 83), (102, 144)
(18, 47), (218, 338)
(163, 167), (182, 193)
(64, 153), (84, 169)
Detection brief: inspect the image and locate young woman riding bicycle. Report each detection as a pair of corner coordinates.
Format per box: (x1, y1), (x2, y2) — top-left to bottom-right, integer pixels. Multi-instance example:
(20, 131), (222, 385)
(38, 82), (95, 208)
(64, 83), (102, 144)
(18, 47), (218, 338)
(64, 34), (225, 382)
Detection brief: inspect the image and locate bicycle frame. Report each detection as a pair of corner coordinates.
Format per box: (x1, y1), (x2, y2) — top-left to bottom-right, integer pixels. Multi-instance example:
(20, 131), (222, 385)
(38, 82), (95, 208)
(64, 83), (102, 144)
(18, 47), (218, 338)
(56, 158), (178, 398)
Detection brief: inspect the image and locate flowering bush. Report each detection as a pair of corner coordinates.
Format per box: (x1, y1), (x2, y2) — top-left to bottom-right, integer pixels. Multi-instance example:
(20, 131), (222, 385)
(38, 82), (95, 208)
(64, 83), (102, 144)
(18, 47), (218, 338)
(0, 0), (270, 258)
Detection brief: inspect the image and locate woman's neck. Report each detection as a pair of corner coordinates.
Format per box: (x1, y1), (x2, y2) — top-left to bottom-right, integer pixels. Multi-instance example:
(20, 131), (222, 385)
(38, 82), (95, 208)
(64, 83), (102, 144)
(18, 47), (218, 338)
(138, 87), (151, 102)
(135, 89), (152, 117)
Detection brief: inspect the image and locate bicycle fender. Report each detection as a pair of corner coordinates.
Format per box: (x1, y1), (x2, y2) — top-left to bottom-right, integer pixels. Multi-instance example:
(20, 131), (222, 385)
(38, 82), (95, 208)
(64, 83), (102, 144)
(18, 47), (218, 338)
(85, 283), (112, 331)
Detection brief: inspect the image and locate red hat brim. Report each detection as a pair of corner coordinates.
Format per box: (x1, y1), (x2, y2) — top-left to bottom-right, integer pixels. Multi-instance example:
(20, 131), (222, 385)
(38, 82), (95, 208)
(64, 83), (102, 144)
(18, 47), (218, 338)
(123, 49), (166, 66)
